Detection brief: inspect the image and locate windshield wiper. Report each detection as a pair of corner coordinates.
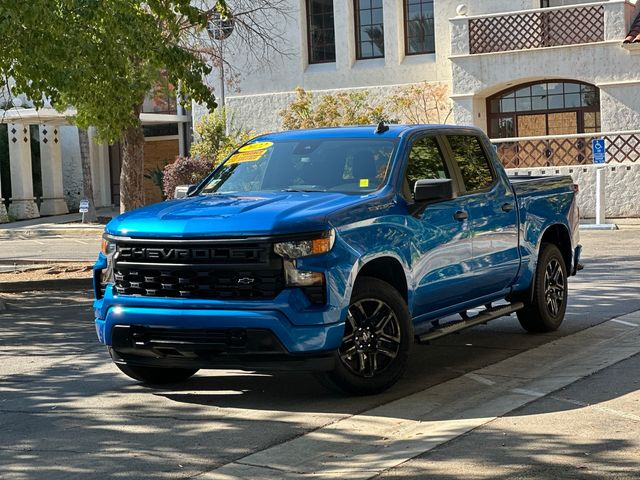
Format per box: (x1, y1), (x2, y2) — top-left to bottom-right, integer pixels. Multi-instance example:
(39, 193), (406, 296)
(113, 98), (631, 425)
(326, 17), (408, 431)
(281, 188), (325, 193)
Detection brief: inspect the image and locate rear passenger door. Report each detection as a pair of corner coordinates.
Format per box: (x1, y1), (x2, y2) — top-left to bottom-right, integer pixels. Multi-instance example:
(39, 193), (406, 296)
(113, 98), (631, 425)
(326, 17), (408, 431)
(402, 134), (474, 317)
(445, 134), (520, 299)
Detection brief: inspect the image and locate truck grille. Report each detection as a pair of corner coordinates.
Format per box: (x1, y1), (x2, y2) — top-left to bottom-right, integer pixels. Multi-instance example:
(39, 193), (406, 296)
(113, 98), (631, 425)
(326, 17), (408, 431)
(113, 240), (284, 300)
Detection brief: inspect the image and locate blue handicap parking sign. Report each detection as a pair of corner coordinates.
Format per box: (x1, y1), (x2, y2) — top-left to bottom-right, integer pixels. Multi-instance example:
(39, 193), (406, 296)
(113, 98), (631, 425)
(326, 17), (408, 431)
(592, 139), (606, 164)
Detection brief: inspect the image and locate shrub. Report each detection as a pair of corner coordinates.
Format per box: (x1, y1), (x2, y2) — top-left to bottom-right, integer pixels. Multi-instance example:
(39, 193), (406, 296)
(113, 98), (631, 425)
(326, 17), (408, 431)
(162, 156), (212, 199)
(280, 87), (392, 130)
(190, 108), (254, 165)
(387, 82), (452, 125)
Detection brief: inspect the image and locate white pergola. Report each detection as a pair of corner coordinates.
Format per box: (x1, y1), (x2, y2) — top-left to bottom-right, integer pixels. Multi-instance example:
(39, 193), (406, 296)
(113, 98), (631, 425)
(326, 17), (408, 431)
(0, 107), (190, 222)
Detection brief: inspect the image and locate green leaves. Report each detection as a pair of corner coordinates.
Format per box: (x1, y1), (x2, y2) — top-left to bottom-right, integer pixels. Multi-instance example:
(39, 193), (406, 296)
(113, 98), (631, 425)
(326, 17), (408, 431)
(0, 0), (219, 143)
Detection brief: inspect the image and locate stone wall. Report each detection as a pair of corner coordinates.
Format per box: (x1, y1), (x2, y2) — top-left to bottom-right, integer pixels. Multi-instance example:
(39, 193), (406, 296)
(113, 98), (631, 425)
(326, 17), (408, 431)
(508, 163), (640, 218)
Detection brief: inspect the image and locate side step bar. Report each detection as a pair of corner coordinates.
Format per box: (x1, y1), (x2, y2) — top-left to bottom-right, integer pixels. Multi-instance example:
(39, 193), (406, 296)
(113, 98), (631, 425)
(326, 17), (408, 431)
(415, 302), (524, 344)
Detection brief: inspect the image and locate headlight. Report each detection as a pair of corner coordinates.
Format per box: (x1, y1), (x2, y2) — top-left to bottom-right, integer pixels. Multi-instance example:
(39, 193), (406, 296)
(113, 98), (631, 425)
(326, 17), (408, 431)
(274, 230), (335, 259)
(101, 236), (117, 256)
(100, 234), (117, 285)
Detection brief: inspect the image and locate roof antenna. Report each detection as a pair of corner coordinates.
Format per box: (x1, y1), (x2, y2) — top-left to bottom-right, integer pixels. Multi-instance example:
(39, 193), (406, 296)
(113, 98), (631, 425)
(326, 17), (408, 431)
(375, 121), (389, 134)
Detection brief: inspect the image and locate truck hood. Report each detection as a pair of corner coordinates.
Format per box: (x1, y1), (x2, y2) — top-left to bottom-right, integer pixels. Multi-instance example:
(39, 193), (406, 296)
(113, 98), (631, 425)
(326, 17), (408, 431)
(106, 191), (367, 238)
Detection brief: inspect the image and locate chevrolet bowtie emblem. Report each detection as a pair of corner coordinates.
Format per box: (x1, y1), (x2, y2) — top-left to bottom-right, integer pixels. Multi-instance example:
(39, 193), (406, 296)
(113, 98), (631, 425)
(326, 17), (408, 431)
(237, 277), (256, 285)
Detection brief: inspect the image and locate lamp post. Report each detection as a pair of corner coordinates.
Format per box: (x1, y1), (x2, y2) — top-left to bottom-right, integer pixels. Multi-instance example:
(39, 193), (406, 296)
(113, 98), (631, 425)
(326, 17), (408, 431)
(206, 12), (235, 110)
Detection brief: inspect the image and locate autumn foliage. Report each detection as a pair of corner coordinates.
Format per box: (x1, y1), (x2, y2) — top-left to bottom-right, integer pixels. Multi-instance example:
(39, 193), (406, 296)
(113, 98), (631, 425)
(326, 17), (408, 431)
(280, 82), (452, 130)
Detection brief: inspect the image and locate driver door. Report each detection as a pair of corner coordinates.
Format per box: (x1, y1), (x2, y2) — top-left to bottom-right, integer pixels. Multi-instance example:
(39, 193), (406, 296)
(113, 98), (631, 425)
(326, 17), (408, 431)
(403, 134), (474, 318)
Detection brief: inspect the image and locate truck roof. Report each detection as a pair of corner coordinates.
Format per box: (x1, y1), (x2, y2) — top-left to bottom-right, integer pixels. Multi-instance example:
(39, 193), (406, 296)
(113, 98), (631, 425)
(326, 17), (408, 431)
(254, 124), (481, 142)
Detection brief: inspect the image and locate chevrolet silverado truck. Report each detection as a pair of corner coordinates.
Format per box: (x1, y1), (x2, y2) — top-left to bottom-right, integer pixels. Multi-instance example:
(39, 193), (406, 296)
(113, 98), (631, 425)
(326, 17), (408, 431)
(93, 124), (581, 394)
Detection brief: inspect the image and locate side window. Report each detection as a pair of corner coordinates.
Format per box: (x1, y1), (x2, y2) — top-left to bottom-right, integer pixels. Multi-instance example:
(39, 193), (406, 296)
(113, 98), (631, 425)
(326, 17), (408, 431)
(404, 136), (450, 200)
(447, 135), (494, 192)
(307, 0), (336, 64)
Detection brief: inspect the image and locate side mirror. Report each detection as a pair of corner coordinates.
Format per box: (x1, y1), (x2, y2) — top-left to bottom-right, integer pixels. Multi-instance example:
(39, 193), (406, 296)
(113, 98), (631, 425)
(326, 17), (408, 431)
(174, 184), (197, 199)
(414, 179), (455, 203)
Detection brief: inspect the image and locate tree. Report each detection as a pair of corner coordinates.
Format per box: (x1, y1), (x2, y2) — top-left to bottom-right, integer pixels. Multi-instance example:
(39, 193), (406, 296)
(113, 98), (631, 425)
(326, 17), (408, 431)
(0, 0), (289, 213)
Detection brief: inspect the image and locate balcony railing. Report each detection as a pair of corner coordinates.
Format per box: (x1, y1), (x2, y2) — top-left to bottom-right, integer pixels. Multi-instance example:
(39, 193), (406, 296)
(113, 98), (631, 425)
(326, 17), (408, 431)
(492, 131), (640, 169)
(450, 1), (633, 56)
(469, 4), (604, 54)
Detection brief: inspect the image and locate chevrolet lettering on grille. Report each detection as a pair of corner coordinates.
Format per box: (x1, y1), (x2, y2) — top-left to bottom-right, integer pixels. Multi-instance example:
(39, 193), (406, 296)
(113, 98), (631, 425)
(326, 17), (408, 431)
(118, 247), (261, 262)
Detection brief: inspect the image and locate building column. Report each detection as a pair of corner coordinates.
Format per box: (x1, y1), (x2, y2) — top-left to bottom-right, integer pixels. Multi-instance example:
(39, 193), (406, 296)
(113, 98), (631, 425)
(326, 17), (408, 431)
(0, 168), (8, 223)
(88, 127), (111, 208)
(7, 123), (39, 220)
(39, 125), (69, 216)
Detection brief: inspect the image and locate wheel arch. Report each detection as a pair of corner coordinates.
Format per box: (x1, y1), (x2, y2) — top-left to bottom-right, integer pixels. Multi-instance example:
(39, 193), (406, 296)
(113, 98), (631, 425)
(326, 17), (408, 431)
(539, 223), (572, 273)
(355, 256), (409, 305)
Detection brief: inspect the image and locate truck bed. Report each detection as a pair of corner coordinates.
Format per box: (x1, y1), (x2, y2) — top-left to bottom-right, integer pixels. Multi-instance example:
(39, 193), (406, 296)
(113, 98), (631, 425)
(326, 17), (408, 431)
(508, 174), (575, 197)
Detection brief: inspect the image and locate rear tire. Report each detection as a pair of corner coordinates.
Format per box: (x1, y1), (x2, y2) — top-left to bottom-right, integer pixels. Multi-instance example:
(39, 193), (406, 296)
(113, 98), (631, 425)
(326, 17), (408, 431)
(115, 363), (198, 385)
(318, 277), (413, 395)
(517, 243), (568, 333)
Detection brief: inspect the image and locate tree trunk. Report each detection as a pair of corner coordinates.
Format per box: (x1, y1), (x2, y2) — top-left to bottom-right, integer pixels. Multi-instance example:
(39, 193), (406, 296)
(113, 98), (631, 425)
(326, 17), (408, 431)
(78, 127), (97, 223)
(119, 112), (146, 213)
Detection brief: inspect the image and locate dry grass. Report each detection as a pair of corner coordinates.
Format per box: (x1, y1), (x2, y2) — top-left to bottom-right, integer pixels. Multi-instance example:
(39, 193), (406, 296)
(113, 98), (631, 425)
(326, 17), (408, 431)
(0, 263), (92, 283)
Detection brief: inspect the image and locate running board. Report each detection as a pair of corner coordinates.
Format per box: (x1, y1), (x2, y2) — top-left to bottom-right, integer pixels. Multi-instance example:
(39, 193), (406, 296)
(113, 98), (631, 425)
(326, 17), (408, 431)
(415, 302), (524, 344)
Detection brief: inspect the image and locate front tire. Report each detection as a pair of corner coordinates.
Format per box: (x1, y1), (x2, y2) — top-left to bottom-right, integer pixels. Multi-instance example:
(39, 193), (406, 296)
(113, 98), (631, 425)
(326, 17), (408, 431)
(517, 243), (568, 333)
(319, 277), (413, 395)
(115, 363), (198, 385)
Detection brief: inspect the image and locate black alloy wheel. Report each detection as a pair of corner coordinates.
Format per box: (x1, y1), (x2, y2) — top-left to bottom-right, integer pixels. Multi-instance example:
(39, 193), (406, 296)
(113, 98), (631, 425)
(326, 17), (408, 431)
(544, 258), (565, 317)
(517, 243), (568, 333)
(319, 276), (412, 395)
(339, 298), (402, 378)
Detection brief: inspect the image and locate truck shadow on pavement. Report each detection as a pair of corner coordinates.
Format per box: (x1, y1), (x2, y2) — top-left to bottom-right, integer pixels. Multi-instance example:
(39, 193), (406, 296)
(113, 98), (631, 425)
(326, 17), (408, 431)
(1, 250), (639, 479)
(1, 351), (638, 479)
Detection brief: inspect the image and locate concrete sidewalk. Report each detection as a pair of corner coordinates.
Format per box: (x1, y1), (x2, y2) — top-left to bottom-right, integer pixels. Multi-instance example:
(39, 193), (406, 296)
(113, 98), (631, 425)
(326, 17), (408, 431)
(377, 352), (640, 479)
(0, 207), (117, 239)
(209, 311), (640, 479)
(0, 208), (112, 264)
(0, 235), (101, 264)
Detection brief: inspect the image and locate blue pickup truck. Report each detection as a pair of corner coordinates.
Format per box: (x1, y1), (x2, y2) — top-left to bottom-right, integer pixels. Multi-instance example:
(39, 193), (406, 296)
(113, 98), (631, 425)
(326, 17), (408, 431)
(93, 124), (581, 394)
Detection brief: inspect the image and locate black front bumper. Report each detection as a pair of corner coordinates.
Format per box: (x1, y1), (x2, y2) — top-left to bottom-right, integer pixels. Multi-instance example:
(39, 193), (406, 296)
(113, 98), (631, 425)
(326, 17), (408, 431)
(110, 325), (335, 372)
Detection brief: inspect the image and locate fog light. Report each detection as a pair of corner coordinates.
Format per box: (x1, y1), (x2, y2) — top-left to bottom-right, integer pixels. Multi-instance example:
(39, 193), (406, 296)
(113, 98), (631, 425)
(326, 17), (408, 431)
(284, 260), (324, 286)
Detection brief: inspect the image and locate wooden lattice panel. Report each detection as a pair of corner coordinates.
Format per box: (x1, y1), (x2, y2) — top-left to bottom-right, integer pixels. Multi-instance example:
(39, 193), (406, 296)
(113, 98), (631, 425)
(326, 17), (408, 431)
(495, 133), (640, 168)
(469, 5), (604, 54)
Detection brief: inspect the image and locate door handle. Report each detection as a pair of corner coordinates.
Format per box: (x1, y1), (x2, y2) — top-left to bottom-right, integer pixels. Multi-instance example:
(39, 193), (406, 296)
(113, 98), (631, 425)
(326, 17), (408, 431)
(501, 203), (514, 212)
(453, 210), (468, 221)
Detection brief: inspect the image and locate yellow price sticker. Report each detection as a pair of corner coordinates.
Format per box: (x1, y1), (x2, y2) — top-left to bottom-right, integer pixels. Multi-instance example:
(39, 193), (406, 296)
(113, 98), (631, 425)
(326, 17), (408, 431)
(238, 141), (273, 152)
(359, 178), (370, 188)
(227, 150), (267, 165)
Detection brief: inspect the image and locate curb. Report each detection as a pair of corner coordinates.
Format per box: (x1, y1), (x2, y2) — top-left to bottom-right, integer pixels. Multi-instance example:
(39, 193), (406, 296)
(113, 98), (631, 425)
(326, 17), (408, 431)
(0, 228), (103, 239)
(0, 259), (95, 266)
(579, 223), (619, 231)
(0, 277), (92, 293)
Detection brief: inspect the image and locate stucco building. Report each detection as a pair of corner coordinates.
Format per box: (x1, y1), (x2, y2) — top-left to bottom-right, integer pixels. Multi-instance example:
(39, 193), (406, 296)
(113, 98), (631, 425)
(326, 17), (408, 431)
(212, 0), (640, 218)
(2, 0), (640, 222)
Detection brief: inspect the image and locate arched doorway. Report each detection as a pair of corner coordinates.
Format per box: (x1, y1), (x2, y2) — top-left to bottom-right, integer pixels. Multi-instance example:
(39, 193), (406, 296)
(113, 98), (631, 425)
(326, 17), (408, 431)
(487, 80), (600, 139)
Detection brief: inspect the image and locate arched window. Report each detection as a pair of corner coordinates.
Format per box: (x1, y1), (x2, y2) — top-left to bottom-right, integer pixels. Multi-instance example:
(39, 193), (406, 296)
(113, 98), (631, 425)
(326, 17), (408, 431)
(487, 80), (600, 139)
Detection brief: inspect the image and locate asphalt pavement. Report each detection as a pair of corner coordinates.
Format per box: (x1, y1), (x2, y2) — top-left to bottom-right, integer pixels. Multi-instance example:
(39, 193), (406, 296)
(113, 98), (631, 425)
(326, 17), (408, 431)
(0, 234), (101, 264)
(0, 229), (639, 479)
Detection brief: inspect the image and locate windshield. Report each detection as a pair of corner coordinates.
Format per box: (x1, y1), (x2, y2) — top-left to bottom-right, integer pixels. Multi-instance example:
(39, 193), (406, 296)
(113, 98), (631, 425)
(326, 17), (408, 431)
(199, 138), (397, 195)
